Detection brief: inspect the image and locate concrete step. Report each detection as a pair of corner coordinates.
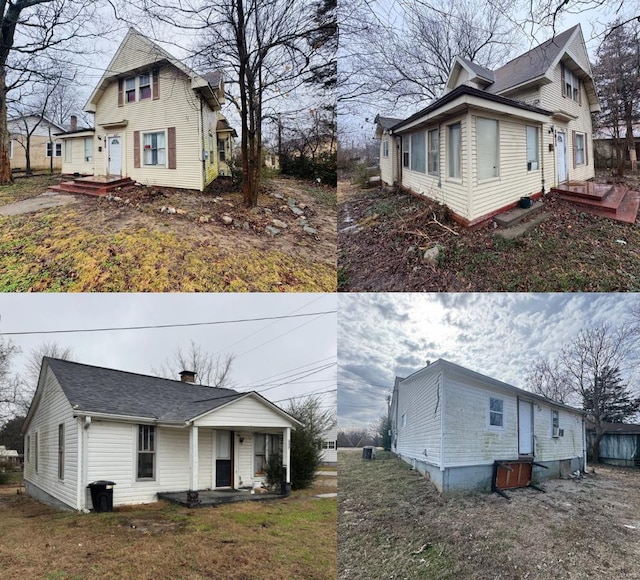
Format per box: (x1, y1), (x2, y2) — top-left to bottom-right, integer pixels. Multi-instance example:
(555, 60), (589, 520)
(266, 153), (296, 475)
(494, 201), (544, 228)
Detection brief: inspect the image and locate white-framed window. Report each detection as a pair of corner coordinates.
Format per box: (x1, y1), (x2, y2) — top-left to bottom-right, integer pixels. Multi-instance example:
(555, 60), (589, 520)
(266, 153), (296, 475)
(526, 126), (539, 171)
(34, 431), (39, 472)
(26, 435), (30, 463)
(321, 440), (336, 450)
(8, 139), (13, 159)
(47, 142), (62, 157)
(563, 65), (580, 103)
(125, 77), (136, 103)
(489, 398), (504, 428)
(58, 424), (65, 480)
(428, 128), (439, 176)
(139, 73), (152, 100)
(218, 138), (226, 162)
(382, 139), (389, 158)
(254, 433), (282, 475)
(137, 425), (155, 480)
(64, 140), (72, 163)
(84, 138), (93, 163)
(401, 413), (407, 427)
(402, 135), (410, 168)
(477, 117), (499, 180)
(448, 122), (461, 179)
(575, 132), (585, 165)
(410, 132), (426, 173)
(551, 410), (560, 437)
(142, 131), (166, 166)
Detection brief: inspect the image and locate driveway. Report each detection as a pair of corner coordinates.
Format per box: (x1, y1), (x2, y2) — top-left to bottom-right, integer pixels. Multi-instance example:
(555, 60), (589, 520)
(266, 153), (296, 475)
(0, 190), (80, 216)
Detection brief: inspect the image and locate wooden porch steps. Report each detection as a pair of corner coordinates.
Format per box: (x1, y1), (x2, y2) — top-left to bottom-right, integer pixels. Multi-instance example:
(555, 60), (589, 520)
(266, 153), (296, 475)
(552, 182), (640, 224)
(49, 176), (136, 197)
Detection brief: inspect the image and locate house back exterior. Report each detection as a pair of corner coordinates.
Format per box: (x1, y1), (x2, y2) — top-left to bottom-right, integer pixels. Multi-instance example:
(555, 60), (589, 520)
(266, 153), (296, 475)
(377, 25), (599, 226)
(390, 359), (586, 493)
(56, 29), (235, 191)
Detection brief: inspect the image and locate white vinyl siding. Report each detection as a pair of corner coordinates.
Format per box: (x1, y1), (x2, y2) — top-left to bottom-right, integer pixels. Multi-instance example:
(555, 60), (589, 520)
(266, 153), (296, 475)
(382, 139), (389, 158)
(427, 128), (439, 176)
(379, 133), (398, 185)
(193, 395), (293, 429)
(410, 132), (426, 173)
(448, 123), (461, 179)
(476, 118), (499, 180)
(533, 407), (584, 461)
(526, 126), (539, 170)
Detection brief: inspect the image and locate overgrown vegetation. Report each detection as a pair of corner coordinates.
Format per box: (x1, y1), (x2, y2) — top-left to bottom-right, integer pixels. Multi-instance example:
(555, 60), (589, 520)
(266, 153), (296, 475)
(280, 151), (337, 186)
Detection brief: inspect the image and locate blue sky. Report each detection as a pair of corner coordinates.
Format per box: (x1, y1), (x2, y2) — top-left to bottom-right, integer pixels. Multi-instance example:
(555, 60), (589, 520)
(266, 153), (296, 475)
(338, 293), (638, 428)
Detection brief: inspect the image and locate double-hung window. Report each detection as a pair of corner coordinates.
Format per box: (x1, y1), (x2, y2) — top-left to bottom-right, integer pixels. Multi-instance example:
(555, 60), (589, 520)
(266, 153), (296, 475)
(526, 126), (539, 171)
(575, 133), (585, 165)
(448, 123), (461, 179)
(58, 424), (65, 480)
(142, 131), (166, 166)
(125, 77), (136, 103)
(137, 425), (155, 480)
(218, 139), (226, 162)
(84, 138), (93, 163)
(427, 128), (439, 175)
(254, 433), (282, 475)
(489, 398), (504, 428)
(402, 136), (410, 168)
(563, 65), (580, 103)
(382, 139), (389, 158)
(410, 132), (426, 173)
(139, 73), (152, 100)
(47, 142), (62, 157)
(477, 118), (499, 180)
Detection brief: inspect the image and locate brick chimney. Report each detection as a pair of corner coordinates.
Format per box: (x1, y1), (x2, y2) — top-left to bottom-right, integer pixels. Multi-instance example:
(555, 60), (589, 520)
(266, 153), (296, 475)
(179, 370), (196, 383)
(70, 115), (77, 131)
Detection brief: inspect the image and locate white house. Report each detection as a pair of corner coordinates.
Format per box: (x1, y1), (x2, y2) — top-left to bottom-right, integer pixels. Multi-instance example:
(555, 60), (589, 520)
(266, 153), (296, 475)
(390, 359), (586, 493)
(377, 25), (600, 226)
(54, 28), (235, 191)
(21, 358), (301, 511)
(319, 424), (337, 465)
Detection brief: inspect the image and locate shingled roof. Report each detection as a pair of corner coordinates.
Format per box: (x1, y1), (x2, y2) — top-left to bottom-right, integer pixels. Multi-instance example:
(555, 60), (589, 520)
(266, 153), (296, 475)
(44, 357), (245, 423)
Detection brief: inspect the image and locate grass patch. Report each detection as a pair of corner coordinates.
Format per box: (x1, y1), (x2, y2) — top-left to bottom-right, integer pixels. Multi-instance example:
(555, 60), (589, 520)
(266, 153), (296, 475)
(299, 184), (337, 209)
(0, 175), (60, 206)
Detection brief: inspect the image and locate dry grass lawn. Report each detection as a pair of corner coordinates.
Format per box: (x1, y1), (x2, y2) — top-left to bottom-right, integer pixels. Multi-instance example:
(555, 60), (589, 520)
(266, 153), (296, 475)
(0, 479), (336, 579)
(339, 449), (640, 579)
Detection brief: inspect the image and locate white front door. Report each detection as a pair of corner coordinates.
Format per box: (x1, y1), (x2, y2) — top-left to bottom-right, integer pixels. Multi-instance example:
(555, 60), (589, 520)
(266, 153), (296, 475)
(108, 136), (122, 176)
(518, 400), (534, 455)
(557, 130), (568, 183)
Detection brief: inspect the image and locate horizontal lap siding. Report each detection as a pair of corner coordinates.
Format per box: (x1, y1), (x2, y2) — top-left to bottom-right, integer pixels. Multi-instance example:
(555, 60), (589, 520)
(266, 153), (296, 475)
(194, 397), (293, 429)
(380, 137), (394, 185)
(61, 137), (94, 175)
(95, 64), (203, 190)
(24, 372), (78, 509)
(444, 375), (518, 467)
(401, 116), (469, 219)
(395, 370), (442, 466)
(198, 430), (213, 489)
(471, 113), (543, 219)
(236, 430), (255, 487)
(533, 406), (583, 461)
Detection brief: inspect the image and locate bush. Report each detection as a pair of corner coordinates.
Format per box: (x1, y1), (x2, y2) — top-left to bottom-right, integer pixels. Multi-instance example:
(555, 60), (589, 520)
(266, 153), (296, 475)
(280, 151), (337, 186)
(264, 451), (283, 490)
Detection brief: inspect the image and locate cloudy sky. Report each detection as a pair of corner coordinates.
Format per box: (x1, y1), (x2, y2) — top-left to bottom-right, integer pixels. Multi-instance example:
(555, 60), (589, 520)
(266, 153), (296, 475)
(338, 293), (639, 429)
(0, 293), (336, 419)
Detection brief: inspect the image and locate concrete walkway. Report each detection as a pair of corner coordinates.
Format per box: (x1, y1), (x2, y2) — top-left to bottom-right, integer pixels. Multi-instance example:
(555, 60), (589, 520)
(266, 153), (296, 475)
(0, 190), (81, 217)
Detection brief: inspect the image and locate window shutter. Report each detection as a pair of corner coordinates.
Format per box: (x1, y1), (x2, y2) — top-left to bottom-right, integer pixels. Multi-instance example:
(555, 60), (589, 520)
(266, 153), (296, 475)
(153, 68), (160, 100)
(561, 64), (566, 98)
(572, 130), (576, 169)
(118, 78), (123, 107)
(168, 127), (176, 169)
(134, 131), (140, 168)
(585, 134), (589, 165)
(578, 80), (582, 106)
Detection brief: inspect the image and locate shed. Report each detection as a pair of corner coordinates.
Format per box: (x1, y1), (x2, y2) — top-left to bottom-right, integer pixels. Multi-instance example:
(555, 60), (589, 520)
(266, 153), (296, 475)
(586, 422), (640, 467)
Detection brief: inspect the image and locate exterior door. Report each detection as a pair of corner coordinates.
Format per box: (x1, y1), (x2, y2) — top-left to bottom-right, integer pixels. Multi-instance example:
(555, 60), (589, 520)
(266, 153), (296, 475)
(557, 130), (568, 183)
(108, 136), (122, 176)
(518, 400), (534, 456)
(215, 430), (232, 487)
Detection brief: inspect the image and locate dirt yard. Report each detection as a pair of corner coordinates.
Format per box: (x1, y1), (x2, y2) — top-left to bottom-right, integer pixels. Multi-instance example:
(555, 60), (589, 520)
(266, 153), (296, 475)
(0, 176), (336, 291)
(339, 449), (640, 579)
(0, 478), (336, 579)
(338, 180), (640, 292)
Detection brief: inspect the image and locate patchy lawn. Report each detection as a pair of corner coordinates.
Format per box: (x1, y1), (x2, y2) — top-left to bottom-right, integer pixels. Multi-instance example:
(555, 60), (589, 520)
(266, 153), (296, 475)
(0, 482), (336, 579)
(338, 180), (640, 291)
(339, 449), (640, 579)
(0, 176), (336, 291)
(0, 175), (62, 207)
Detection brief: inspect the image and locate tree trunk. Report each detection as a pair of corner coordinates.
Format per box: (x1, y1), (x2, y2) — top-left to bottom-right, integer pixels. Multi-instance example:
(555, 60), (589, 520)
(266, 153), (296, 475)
(0, 71), (12, 184)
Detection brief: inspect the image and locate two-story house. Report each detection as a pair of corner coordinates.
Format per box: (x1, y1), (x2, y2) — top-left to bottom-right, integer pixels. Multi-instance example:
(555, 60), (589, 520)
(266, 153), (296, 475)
(376, 25), (600, 226)
(56, 28), (235, 191)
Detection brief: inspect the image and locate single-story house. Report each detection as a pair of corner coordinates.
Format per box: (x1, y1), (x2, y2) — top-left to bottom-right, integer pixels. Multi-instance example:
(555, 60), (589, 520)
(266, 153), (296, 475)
(377, 24), (599, 226)
(0, 445), (21, 466)
(8, 114), (65, 172)
(54, 28), (236, 191)
(319, 424), (337, 465)
(586, 422), (640, 467)
(21, 358), (301, 511)
(390, 359), (586, 493)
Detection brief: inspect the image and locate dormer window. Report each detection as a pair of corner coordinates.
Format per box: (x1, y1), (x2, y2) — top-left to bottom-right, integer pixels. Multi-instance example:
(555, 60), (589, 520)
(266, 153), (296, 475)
(139, 73), (151, 100)
(125, 77), (136, 102)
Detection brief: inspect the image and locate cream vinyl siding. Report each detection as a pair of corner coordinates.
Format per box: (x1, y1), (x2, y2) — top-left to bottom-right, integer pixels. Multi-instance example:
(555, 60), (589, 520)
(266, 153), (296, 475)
(198, 430), (213, 489)
(444, 377), (518, 467)
(235, 430), (255, 487)
(94, 63), (206, 190)
(23, 371), (78, 510)
(395, 370), (442, 467)
(193, 396), (293, 429)
(534, 407), (584, 461)
(470, 112), (544, 219)
(379, 135), (396, 185)
(401, 115), (469, 220)
(203, 107), (221, 184)
(506, 87), (541, 106)
(565, 32), (592, 74)
(60, 135), (95, 175)
(9, 135), (63, 172)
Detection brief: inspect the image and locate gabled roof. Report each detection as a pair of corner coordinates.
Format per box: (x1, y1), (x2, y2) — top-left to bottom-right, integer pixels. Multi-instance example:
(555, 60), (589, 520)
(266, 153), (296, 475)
(586, 421), (640, 434)
(452, 56), (495, 84)
(84, 28), (222, 113)
(216, 118), (237, 137)
(8, 114), (66, 134)
(401, 358), (584, 415)
(23, 358), (300, 429)
(375, 115), (403, 131)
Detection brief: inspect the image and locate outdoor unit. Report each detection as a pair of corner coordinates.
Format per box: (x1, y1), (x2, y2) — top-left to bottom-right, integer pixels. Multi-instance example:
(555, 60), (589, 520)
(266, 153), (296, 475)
(552, 427), (560, 438)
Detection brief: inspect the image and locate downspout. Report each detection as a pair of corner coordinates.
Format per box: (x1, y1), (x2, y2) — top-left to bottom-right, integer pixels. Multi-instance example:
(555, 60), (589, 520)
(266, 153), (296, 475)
(199, 96), (206, 190)
(540, 124), (545, 196)
(582, 415), (588, 473)
(396, 135), (402, 185)
(76, 417), (83, 511)
(439, 373), (445, 473)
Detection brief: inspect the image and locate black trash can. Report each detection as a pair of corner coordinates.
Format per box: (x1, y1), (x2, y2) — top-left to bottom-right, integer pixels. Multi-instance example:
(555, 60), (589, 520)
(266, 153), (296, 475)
(88, 480), (116, 512)
(362, 446), (373, 460)
(281, 466), (291, 496)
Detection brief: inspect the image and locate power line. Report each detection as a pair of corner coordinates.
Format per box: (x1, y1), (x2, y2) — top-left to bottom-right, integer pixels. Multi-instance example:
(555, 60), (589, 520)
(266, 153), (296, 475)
(242, 355), (336, 389)
(254, 362), (337, 394)
(273, 388), (337, 404)
(0, 311), (336, 337)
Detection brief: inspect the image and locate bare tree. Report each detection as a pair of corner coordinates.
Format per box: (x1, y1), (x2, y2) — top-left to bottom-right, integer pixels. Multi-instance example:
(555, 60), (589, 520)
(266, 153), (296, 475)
(155, 340), (235, 389)
(23, 341), (74, 388)
(526, 357), (574, 404)
(0, 338), (22, 424)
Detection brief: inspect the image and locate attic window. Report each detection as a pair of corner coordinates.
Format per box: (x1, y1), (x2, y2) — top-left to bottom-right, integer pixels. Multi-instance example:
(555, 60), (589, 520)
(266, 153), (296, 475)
(139, 73), (151, 100)
(125, 77), (136, 102)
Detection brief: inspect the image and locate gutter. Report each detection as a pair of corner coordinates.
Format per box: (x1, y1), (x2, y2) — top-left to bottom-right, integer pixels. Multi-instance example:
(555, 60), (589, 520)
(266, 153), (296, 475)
(73, 410), (185, 427)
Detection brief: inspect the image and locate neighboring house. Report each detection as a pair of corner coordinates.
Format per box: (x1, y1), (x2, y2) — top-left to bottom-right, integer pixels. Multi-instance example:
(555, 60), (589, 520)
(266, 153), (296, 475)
(319, 424), (337, 465)
(55, 28), (236, 191)
(586, 422), (640, 467)
(377, 25), (599, 226)
(216, 119), (237, 176)
(390, 359), (586, 493)
(0, 445), (21, 466)
(21, 358), (301, 511)
(593, 124), (640, 170)
(8, 115), (66, 172)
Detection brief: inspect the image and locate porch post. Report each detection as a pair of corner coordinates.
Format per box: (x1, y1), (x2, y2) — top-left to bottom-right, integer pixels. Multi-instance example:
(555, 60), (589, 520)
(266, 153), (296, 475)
(284, 426), (291, 485)
(188, 424), (200, 507)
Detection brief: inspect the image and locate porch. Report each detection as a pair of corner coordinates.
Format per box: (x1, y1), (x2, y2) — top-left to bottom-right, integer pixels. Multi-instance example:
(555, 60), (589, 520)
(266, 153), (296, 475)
(552, 181), (640, 224)
(48, 175), (136, 197)
(158, 488), (287, 508)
